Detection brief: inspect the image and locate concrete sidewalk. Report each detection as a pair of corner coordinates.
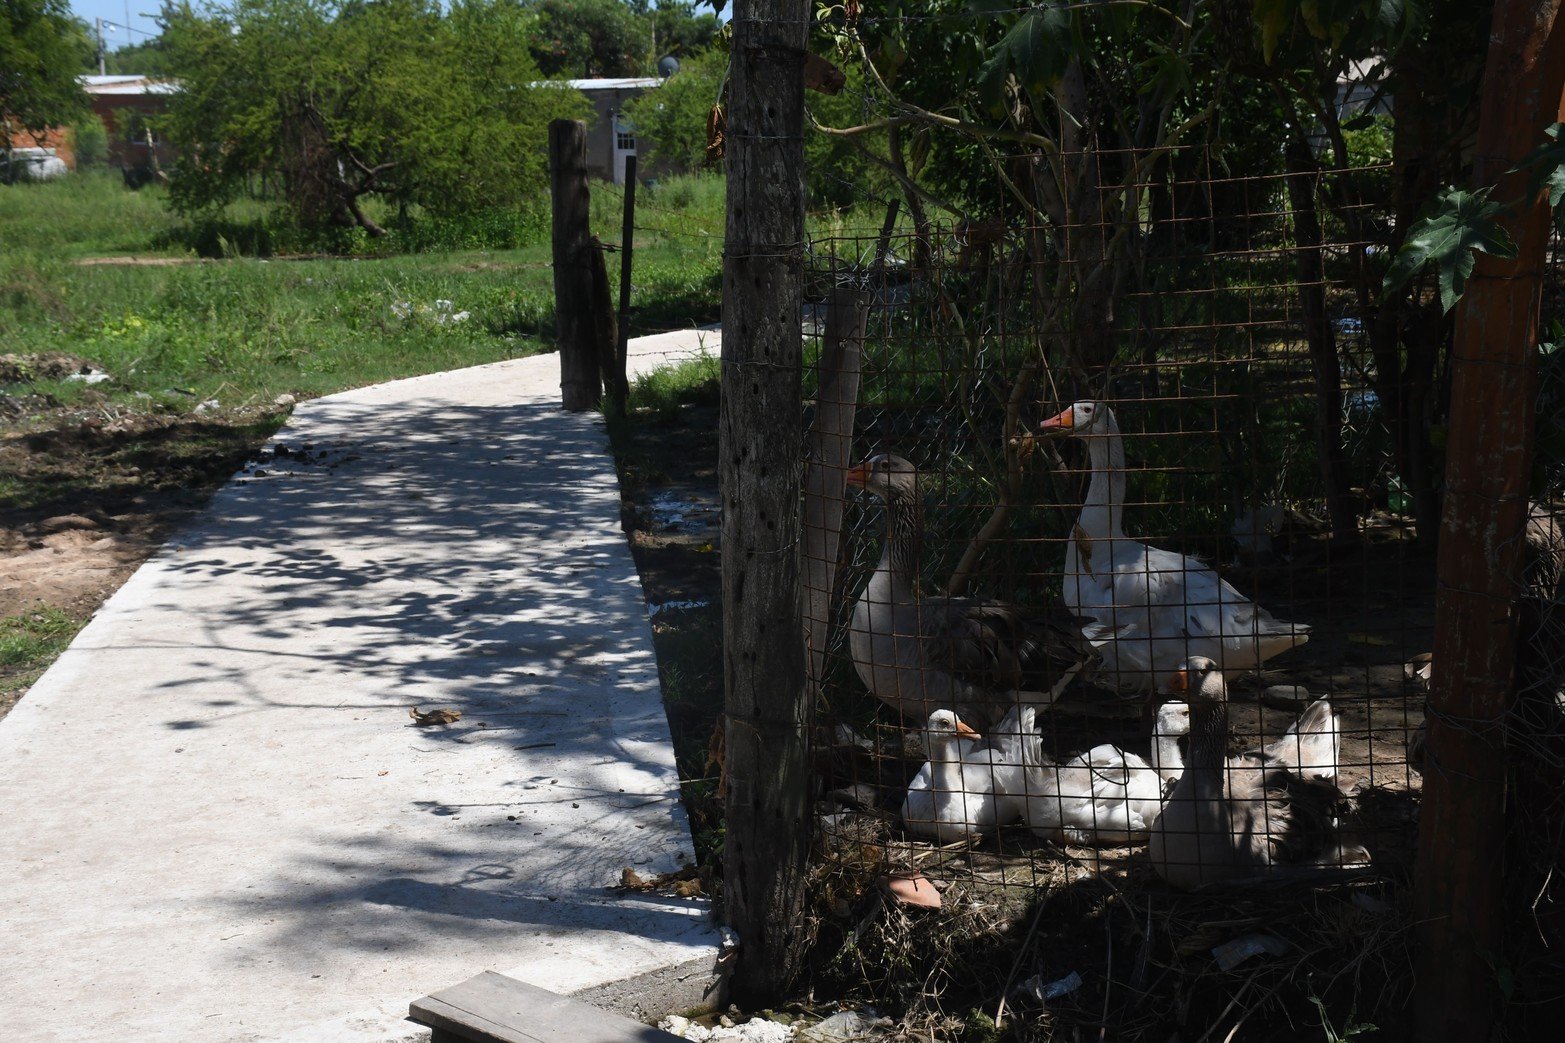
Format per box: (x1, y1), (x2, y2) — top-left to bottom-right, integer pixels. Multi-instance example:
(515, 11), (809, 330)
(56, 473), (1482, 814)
(0, 329), (724, 1042)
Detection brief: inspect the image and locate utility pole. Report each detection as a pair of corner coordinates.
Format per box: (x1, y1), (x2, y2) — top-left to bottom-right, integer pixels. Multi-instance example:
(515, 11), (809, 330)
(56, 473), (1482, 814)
(95, 18), (106, 75)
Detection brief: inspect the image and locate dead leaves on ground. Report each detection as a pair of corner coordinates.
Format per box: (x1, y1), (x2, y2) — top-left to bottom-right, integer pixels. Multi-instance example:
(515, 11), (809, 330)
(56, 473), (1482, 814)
(619, 864), (706, 898)
(409, 705), (462, 726)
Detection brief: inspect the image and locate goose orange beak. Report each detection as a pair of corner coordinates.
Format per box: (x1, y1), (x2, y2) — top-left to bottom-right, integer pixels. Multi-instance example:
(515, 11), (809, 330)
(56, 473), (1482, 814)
(955, 720), (980, 739)
(1038, 405), (1074, 433)
(844, 462), (869, 488)
(1167, 668), (1189, 693)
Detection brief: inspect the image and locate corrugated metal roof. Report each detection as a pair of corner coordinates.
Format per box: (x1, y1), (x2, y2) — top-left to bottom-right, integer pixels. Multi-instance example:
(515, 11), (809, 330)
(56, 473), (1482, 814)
(79, 74), (180, 96)
(561, 78), (661, 91)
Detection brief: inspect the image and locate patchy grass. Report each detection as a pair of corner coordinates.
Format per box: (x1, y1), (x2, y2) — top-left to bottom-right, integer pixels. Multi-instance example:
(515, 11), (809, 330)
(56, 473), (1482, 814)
(0, 608), (86, 711)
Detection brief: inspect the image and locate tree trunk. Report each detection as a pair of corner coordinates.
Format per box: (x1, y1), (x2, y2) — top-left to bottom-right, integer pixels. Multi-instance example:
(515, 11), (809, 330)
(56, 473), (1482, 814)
(1283, 141), (1357, 539)
(1055, 59), (1116, 375)
(550, 119), (603, 411)
(720, 0), (812, 1006)
(1412, 4), (1565, 1041)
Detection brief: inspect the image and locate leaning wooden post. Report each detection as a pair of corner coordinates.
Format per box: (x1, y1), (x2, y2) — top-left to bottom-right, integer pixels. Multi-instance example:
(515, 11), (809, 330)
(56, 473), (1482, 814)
(720, 0), (811, 1005)
(1412, 2), (1565, 1039)
(549, 118), (602, 411)
(609, 155), (637, 419)
(802, 289), (867, 692)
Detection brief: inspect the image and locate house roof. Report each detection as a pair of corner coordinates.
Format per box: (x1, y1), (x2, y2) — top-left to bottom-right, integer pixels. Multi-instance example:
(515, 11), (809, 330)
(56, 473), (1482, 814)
(79, 75), (180, 96)
(559, 78), (661, 91)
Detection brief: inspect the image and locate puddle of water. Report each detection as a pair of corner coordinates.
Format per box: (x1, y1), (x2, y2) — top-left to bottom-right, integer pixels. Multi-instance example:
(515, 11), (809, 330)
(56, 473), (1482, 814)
(648, 490), (719, 534)
(648, 599), (712, 617)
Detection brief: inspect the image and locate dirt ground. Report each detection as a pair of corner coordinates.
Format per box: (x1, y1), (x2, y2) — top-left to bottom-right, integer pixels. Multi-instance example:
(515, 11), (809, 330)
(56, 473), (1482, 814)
(1, 356), (283, 716)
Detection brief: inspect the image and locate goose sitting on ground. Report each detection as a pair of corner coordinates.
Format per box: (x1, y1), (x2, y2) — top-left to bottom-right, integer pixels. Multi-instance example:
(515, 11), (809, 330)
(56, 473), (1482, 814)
(1036, 402), (1310, 691)
(846, 454), (1092, 729)
(1147, 657), (1368, 888)
(1017, 734), (1167, 846)
(902, 708), (1027, 841)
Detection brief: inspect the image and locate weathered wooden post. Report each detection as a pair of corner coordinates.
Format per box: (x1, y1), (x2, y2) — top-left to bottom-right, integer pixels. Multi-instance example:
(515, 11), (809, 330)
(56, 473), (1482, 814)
(802, 289), (867, 690)
(1412, 2), (1565, 1039)
(609, 155), (638, 418)
(549, 118), (603, 411)
(720, 0), (811, 1005)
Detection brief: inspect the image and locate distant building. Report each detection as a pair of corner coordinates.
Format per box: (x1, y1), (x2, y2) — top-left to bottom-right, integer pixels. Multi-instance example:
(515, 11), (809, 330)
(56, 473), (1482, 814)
(557, 78), (660, 184)
(82, 75), (179, 171)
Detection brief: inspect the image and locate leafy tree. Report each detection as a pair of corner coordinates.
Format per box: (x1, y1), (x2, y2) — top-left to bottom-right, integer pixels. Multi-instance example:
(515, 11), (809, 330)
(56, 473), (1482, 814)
(622, 45), (724, 172)
(70, 111), (108, 165)
(628, 0), (718, 61)
(96, 35), (179, 75)
(524, 0), (650, 78)
(1, 0), (92, 153)
(160, 0), (587, 234)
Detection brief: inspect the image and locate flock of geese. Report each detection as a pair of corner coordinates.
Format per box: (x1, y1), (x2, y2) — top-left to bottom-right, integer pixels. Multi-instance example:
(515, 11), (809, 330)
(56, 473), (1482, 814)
(844, 401), (1368, 888)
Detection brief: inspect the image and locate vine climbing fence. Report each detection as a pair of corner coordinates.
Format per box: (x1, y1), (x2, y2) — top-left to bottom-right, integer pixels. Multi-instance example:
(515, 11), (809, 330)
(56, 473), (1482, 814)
(714, 2), (1565, 1040)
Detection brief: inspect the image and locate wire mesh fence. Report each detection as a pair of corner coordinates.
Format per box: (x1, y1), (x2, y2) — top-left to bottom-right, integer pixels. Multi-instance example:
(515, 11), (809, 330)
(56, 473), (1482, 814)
(778, 142), (1563, 1033)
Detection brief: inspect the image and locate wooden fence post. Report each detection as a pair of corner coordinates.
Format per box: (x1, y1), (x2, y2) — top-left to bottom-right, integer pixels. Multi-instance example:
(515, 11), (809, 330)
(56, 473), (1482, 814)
(609, 155), (637, 418)
(549, 119), (603, 411)
(720, 0), (811, 1005)
(1412, 2), (1565, 1039)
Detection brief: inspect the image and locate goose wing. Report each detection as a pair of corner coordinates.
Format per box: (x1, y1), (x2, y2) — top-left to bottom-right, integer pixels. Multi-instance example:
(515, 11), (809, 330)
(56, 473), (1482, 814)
(920, 594), (1091, 695)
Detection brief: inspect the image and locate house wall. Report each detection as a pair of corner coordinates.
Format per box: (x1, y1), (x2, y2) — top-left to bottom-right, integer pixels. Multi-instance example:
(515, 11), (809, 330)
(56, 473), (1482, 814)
(4, 124), (75, 168)
(93, 95), (174, 170)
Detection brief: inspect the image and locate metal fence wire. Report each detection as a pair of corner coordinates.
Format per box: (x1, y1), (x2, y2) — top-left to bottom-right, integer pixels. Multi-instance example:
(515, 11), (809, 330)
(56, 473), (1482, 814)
(786, 145), (1565, 1035)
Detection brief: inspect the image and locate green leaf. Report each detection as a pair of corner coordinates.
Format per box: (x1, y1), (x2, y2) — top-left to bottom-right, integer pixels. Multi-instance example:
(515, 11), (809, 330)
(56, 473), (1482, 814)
(978, 7), (1073, 100)
(1513, 122), (1565, 208)
(1381, 186), (1518, 313)
(1253, 0), (1297, 63)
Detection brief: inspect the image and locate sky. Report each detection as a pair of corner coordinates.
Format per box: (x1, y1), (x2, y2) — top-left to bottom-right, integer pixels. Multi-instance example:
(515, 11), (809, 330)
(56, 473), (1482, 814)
(69, 1), (161, 52)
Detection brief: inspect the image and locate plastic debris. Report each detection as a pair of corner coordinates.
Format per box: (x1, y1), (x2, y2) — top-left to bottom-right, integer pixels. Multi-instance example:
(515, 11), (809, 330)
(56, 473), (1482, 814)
(1211, 932), (1291, 971)
(1014, 970), (1083, 1005)
(799, 1009), (893, 1041)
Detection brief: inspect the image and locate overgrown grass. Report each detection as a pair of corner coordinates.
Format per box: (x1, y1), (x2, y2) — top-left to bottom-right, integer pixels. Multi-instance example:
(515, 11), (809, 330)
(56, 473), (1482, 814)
(0, 170), (726, 415)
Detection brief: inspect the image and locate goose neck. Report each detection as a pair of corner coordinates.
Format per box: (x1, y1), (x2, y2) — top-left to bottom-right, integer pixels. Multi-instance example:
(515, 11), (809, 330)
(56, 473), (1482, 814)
(1185, 700), (1231, 773)
(881, 490), (923, 589)
(1080, 418), (1126, 539)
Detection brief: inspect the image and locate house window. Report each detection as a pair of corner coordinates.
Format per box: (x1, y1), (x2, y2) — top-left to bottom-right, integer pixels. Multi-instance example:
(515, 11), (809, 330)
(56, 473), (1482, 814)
(124, 111), (159, 147)
(614, 115), (635, 151)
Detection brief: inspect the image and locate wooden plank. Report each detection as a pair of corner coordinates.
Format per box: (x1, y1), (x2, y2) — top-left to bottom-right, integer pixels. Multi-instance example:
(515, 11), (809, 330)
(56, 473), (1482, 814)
(409, 971), (684, 1043)
(801, 288), (866, 693)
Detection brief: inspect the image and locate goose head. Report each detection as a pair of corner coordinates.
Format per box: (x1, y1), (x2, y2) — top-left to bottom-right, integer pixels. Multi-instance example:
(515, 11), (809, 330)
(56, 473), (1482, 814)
(846, 454), (919, 501)
(1167, 656), (1226, 704)
(1037, 400), (1114, 439)
(923, 708), (980, 752)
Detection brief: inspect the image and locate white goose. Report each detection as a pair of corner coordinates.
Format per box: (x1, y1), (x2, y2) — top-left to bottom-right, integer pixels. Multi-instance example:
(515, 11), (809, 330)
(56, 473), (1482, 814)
(901, 708), (1027, 842)
(1147, 657), (1368, 888)
(846, 454), (1092, 728)
(1037, 401), (1310, 691)
(1018, 739), (1167, 846)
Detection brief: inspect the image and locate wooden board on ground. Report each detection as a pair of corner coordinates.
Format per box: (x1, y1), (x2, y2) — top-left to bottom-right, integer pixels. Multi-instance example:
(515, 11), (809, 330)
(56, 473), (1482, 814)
(409, 971), (683, 1043)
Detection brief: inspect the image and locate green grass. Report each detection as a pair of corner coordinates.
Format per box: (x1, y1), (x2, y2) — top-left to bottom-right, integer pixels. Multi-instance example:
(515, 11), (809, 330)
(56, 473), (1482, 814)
(0, 170), (725, 416)
(0, 609), (85, 700)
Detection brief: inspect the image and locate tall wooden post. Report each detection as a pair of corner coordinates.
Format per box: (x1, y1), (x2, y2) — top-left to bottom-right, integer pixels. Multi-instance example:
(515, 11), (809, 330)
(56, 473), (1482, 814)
(1412, 3), (1565, 1039)
(720, 0), (811, 1005)
(550, 119), (602, 411)
(611, 155), (638, 418)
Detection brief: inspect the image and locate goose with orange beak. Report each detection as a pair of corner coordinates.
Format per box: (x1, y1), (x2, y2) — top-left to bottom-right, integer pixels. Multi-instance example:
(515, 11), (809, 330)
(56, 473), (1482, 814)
(901, 707), (1030, 841)
(1147, 657), (1367, 887)
(844, 453), (1091, 730)
(1036, 401), (1310, 692)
